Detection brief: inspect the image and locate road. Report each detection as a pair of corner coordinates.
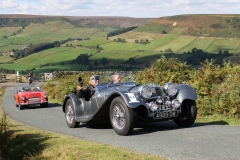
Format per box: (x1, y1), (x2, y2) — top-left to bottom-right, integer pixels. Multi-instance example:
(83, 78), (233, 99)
(2, 82), (240, 160)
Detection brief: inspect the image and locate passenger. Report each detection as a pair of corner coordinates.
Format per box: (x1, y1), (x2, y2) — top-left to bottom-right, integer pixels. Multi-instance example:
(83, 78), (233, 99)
(76, 76), (99, 100)
(112, 73), (121, 84)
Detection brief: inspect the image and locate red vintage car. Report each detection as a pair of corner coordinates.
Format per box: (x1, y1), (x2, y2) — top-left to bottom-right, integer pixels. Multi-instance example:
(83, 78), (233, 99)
(14, 86), (48, 110)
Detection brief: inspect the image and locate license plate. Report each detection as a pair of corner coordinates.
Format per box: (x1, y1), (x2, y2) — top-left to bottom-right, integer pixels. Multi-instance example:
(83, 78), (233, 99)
(153, 111), (178, 119)
(29, 104), (40, 107)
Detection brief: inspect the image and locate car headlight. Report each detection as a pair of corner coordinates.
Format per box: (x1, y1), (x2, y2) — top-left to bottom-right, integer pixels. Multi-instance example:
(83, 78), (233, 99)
(138, 85), (152, 99)
(20, 96), (25, 100)
(43, 94), (47, 98)
(149, 102), (158, 111)
(163, 82), (177, 96)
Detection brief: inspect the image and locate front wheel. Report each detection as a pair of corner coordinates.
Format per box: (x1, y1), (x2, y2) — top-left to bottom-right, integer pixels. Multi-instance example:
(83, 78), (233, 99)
(173, 100), (197, 127)
(19, 105), (24, 110)
(65, 99), (79, 128)
(110, 97), (135, 136)
(41, 102), (48, 107)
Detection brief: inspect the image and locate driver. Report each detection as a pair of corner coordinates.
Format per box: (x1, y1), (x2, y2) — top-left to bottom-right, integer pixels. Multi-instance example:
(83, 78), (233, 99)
(112, 73), (121, 84)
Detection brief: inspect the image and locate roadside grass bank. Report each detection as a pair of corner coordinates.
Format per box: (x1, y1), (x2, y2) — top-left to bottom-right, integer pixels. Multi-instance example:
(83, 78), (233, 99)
(0, 87), (164, 160)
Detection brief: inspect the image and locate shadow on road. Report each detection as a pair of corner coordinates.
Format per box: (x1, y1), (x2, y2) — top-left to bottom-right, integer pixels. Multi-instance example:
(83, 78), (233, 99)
(69, 120), (229, 136)
(130, 120), (229, 136)
(48, 103), (62, 108)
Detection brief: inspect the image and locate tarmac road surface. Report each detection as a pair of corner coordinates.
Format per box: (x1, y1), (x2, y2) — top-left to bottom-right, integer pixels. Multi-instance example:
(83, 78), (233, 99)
(2, 82), (240, 160)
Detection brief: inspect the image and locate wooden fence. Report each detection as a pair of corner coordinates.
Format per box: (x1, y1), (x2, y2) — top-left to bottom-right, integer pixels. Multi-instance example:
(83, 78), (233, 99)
(0, 74), (51, 83)
(0, 74), (20, 83)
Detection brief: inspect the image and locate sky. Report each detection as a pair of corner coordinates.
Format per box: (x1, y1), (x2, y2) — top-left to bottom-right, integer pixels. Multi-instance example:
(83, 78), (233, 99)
(0, 0), (240, 18)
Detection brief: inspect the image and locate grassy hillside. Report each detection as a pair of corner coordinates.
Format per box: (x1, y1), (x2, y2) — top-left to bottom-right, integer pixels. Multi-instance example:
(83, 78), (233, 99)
(0, 14), (240, 74)
(136, 14), (240, 38)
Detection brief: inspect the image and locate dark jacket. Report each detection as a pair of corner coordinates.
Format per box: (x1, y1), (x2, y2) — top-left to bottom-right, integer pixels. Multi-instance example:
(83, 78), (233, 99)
(76, 80), (96, 101)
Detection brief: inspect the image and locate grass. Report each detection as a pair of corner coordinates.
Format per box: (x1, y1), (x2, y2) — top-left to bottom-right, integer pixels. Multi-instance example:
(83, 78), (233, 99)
(0, 55), (14, 63)
(205, 38), (240, 54)
(177, 37), (215, 53)
(0, 86), (164, 160)
(70, 39), (110, 47)
(108, 30), (163, 43)
(1, 14), (240, 73)
(0, 47), (95, 72)
(196, 114), (240, 126)
(154, 35), (196, 52)
(100, 42), (140, 50)
(0, 27), (22, 38)
(0, 21), (107, 52)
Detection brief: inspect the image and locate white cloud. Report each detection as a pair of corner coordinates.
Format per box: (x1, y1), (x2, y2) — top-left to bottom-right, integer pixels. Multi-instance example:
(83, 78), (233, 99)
(0, 0), (240, 18)
(0, 0), (19, 9)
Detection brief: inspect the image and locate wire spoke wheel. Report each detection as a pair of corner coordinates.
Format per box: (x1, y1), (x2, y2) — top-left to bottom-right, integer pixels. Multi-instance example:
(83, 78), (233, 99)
(66, 104), (74, 124)
(112, 103), (126, 130)
(65, 99), (79, 128)
(110, 97), (135, 136)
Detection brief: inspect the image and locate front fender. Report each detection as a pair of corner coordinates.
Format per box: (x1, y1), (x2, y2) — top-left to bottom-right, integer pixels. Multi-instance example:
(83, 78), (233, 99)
(176, 84), (197, 103)
(107, 91), (146, 108)
(62, 94), (85, 120)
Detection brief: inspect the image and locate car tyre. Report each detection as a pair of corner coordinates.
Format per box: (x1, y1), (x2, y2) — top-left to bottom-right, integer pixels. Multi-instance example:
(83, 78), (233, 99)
(173, 100), (197, 127)
(19, 105), (24, 110)
(110, 97), (135, 136)
(65, 99), (79, 128)
(42, 102), (48, 107)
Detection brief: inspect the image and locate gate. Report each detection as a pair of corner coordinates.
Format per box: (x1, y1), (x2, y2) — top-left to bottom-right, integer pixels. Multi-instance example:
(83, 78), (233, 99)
(44, 73), (52, 81)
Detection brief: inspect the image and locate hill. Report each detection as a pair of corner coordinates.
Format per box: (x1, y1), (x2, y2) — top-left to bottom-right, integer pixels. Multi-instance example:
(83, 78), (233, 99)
(0, 14), (153, 28)
(136, 14), (240, 38)
(0, 14), (240, 74)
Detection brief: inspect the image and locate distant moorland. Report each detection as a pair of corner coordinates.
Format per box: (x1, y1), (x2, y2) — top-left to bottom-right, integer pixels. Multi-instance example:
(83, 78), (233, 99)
(0, 14), (240, 75)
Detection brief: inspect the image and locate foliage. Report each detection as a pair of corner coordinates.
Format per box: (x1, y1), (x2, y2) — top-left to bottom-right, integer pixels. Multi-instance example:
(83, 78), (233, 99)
(135, 56), (193, 85)
(0, 112), (10, 160)
(107, 26), (137, 38)
(42, 57), (240, 119)
(74, 53), (90, 65)
(189, 60), (240, 117)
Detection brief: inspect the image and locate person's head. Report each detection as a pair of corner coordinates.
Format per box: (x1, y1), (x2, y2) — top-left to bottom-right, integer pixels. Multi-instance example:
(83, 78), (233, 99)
(90, 76), (100, 86)
(112, 73), (121, 84)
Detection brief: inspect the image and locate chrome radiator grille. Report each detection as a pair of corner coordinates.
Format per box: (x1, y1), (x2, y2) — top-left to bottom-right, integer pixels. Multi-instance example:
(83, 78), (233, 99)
(28, 98), (41, 102)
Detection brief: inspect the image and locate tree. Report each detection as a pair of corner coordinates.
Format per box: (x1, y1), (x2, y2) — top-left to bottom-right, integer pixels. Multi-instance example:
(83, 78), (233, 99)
(161, 30), (167, 34)
(100, 57), (108, 65)
(140, 39), (145, 44)
(135, 39), (139, 43)
(75, 54), (90, 65)
(93, 60), (99, 66)
(127, 58), (136, 65)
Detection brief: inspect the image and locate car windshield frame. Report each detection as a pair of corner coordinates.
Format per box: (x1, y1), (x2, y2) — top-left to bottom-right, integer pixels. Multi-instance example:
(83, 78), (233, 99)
(18, 86), (42, 93)
(97, 72), (135, 85)
(93, 72), (136, 93)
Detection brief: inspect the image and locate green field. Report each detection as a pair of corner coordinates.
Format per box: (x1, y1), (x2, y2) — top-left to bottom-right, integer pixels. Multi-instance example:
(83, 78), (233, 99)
(0, 27), (22, 37)
(69, 39), (110, 47)
(205, 38), (240, 54)
(154, 35), (196, 52)
(109, 30), (163, 43)
(1, 14), (240, 73)
(15, 47), (96, 65)
(0, 21), (107, 51)
(131, 34), (179, 51)
(178, 37), (215, 53)
(0, 55), (14, 63)
(100, 42), (140, 50)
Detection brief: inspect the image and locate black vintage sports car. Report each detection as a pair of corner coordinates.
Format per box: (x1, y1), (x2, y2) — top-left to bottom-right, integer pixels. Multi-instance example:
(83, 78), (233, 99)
(62, 72), (197, 136)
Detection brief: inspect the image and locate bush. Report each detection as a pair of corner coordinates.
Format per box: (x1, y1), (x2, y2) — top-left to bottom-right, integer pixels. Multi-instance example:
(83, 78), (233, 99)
(42, 57), (240, 118)
(0, 112), (10, 160)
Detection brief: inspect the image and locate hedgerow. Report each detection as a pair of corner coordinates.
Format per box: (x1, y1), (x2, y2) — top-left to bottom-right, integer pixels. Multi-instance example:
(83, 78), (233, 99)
(42, 56), (240, 118)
